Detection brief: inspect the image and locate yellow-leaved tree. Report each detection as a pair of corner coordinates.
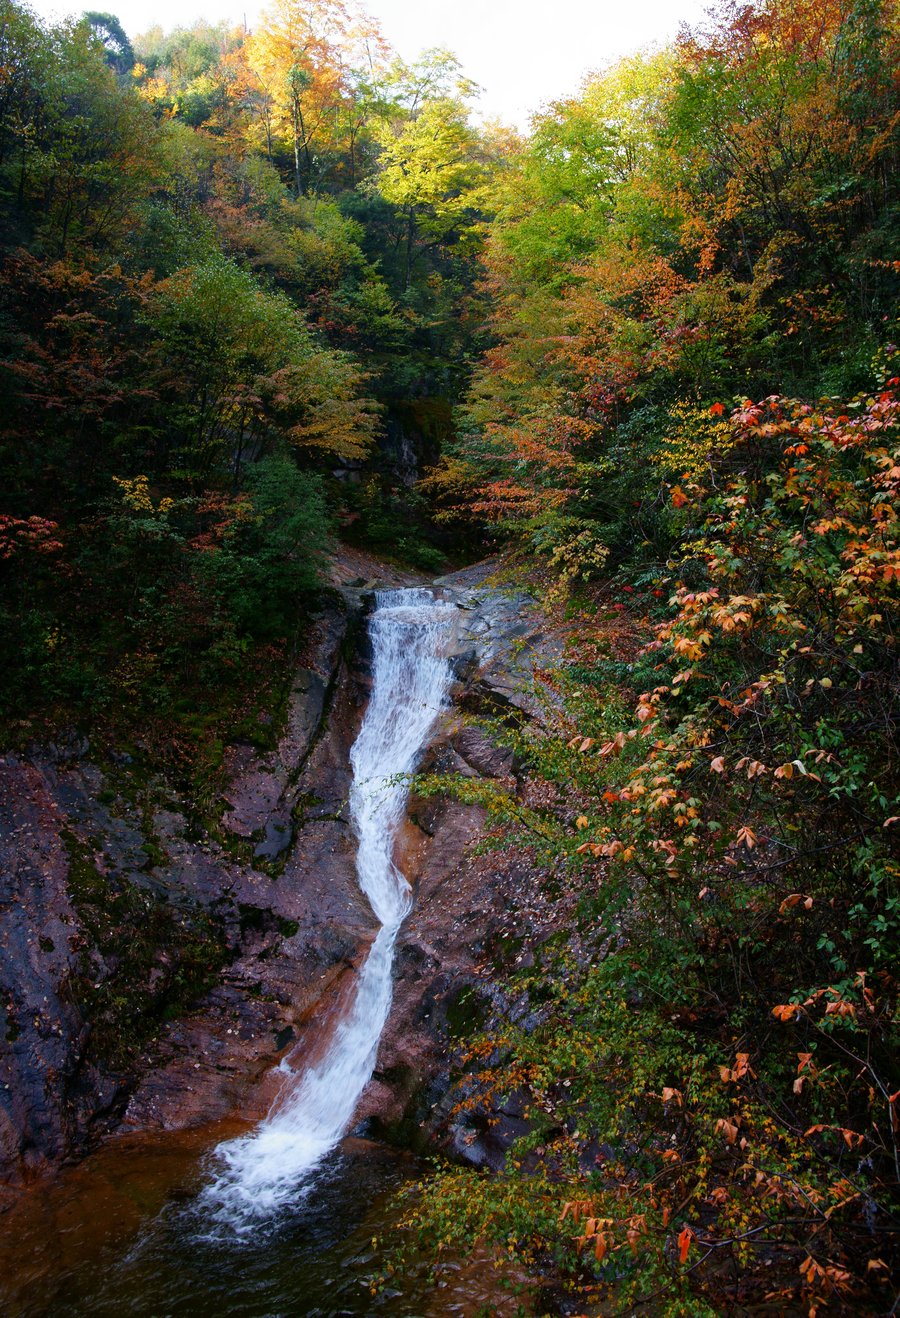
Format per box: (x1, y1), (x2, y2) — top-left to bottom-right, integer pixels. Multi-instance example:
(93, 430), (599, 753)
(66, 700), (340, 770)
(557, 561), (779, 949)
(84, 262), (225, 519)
(242, 0), (385, 194)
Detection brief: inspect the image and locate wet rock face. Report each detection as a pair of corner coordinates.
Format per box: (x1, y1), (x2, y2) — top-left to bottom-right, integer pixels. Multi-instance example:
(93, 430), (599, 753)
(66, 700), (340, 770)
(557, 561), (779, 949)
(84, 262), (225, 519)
(0, 595), (375, 1188)
(0, 758), (108, 1185)
(350, 560), (562, 1157)
(220, 610), (346, 858)
(117, 599), (381, 1140)
(0, 553), (555, 1193)
(435, 562), (563, 722)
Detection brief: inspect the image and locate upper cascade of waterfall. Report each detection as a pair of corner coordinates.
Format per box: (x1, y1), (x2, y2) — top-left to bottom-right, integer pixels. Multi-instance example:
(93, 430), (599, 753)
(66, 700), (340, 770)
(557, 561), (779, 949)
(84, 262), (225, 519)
(373, 586), (448, 608)
(350, 588), (458, 929)
(195, 588), (457, 1234)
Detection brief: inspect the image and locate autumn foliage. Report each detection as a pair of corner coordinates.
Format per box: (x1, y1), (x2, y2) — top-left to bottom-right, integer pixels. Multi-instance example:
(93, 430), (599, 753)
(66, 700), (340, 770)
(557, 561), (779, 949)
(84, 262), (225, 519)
(1, 0), (899, 1308)
(403, 0), (900, 1311)
(0, 0), (488, 725)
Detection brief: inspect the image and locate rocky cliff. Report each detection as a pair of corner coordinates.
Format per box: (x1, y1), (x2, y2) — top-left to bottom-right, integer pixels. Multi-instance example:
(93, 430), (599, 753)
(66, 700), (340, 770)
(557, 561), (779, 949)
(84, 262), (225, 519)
(0, 555), (554, 1195)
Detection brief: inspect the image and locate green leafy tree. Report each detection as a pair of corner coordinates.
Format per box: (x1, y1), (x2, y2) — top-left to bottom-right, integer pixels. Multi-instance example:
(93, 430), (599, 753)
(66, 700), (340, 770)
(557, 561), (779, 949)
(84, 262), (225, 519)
(150, 253), (378, 477)
(197, 453), (330, 637)
(82, 11), (134, 74)
(370, 51), (485, 289)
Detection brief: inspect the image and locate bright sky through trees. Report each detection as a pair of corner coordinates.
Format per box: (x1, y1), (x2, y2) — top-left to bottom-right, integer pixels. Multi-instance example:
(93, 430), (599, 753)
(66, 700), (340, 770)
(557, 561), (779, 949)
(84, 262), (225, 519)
(28, 0), (712, 126)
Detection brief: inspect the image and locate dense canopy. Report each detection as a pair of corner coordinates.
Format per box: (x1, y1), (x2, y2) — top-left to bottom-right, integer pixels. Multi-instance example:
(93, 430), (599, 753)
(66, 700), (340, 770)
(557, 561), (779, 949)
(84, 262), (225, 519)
(1, 0), (898, 1309)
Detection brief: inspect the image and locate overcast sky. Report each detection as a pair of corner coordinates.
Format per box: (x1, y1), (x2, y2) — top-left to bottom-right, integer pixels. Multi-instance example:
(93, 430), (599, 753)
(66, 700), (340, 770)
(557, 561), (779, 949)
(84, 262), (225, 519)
(28, 0), (714, 128)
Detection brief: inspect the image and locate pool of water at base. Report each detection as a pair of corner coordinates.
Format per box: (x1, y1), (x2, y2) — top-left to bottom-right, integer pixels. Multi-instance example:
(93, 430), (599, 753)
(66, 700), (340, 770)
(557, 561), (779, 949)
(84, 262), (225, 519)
(0, 1129), (530, 1318)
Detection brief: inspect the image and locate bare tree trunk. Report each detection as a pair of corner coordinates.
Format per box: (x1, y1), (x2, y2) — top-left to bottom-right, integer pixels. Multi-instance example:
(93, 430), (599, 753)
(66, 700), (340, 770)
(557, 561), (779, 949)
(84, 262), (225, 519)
(298, 105), (312, 190)
(405, 207), (415, 290)
(291, 94), (303, 196)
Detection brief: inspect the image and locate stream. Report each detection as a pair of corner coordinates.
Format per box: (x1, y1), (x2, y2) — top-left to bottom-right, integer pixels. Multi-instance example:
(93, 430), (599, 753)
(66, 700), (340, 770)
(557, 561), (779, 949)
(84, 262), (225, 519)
(0, 589), (528, 1317)
(198, 587), (457, 1232)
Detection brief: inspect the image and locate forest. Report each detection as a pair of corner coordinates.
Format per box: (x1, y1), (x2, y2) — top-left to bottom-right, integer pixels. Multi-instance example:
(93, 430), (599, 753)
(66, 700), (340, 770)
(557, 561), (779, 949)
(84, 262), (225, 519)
(0, 0), (898, 1312)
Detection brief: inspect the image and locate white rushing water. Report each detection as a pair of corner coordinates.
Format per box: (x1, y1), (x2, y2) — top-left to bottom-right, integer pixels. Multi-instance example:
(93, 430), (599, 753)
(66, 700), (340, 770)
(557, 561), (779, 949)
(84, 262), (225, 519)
(198, 588), (457, 1231)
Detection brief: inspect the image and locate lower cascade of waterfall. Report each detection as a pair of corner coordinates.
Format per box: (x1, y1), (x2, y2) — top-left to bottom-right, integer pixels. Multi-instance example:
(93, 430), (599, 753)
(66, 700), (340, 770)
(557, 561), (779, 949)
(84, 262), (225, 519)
(197, 588), (457, 1232)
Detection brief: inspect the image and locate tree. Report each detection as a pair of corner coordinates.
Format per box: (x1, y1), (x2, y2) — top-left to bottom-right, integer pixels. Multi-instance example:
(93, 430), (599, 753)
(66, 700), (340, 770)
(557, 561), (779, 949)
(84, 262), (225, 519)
(0, 8), (161, 254)
(243, 0), (384, 195)
(370, 51), (485, 289)
(196, 453), (331, 637)
(82, 11), (134, 75)
(150, 254), (378, 477)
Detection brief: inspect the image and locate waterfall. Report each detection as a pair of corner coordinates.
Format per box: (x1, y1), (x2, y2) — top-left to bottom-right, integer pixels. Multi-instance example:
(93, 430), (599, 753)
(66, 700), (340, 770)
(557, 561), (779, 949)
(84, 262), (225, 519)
(197, 588), (456, 1231)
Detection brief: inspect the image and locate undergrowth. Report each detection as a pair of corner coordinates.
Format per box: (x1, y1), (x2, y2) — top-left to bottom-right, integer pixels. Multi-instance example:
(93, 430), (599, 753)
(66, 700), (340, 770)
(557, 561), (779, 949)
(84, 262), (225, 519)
(387, 380), (900, 1314)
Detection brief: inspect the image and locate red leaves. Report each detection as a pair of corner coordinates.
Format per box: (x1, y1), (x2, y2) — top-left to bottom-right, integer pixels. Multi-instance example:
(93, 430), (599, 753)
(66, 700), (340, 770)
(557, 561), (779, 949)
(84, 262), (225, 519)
(804, 1124), (864, 1149)
(779, 893), (813, 914)
(709, 401), (725, 417)
(566, 735), (595, 753)
(599, 731), (628, 756)
(562, 1201), (615, 1263)
(559, 1198), (594, 1224)
(593, 1230), (611, 1262)
(677, 1225), (693, 1264)
(720, 1052), (755, 1084)
(824, 999), (856, 1019)
(635, 697), (656, 724)
(0, 515), (64, 561)
(793, 1052), (816, 1093)
(774, 983), (865, 1025)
